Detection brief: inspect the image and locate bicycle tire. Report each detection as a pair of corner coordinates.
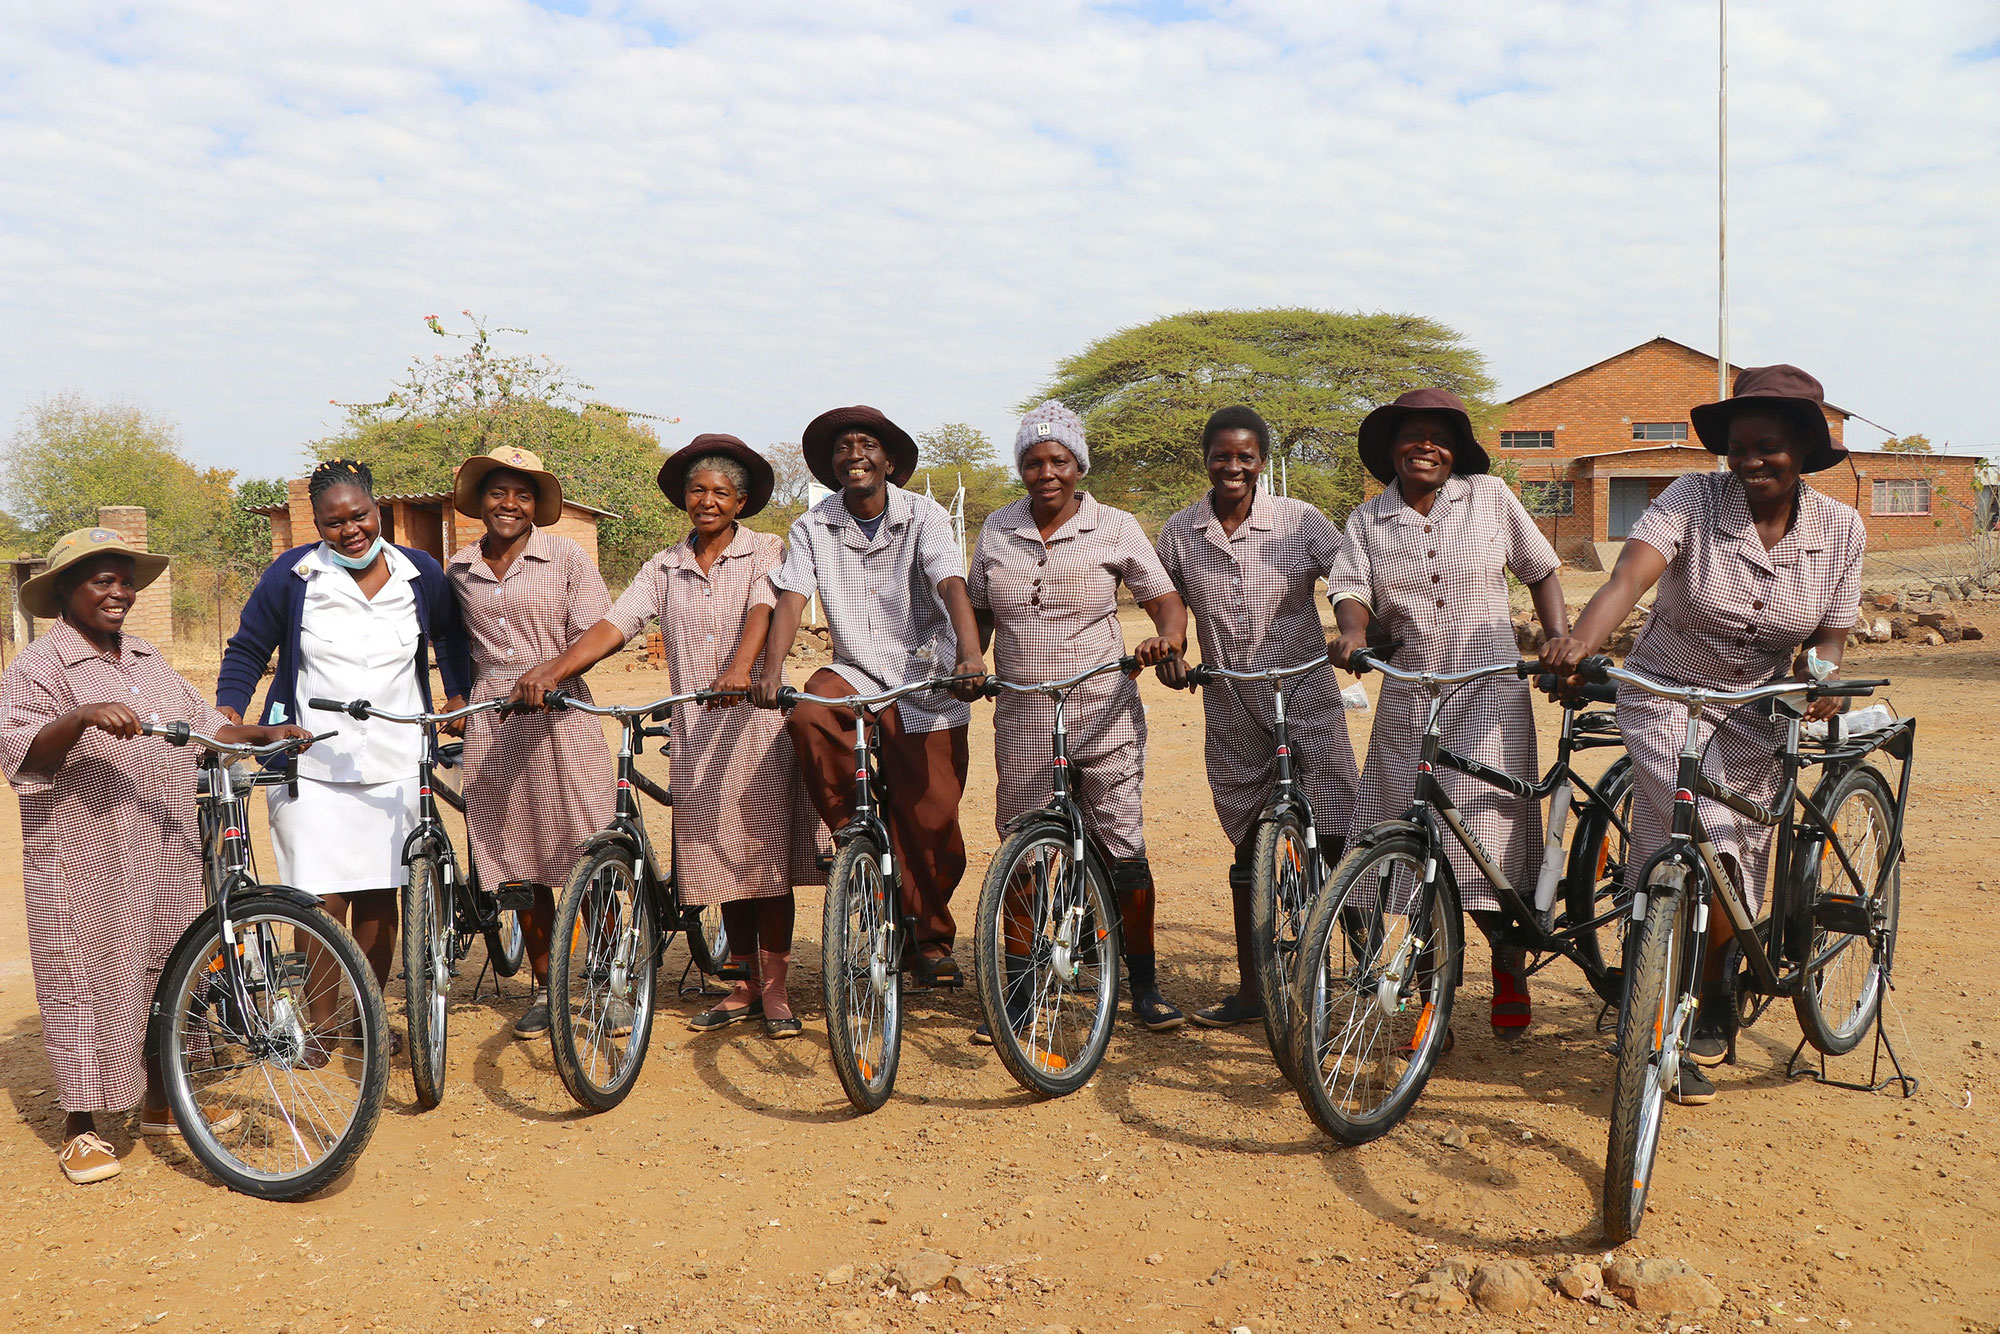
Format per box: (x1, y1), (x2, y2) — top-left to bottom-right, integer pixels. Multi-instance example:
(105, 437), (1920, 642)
(1602, 857), (1698, 1244)
(823, 835), (901, 1113)
(485, 901), (526, 979)
(1792, 765), (1900, 1056)
(402, 855), (452, 1111)
(1248, 812), (1314, 1086)
(150, 893), (389, 1201)
(1564, 756), (1637, 1005)
(1287, 830), (1460, 1145)
(548, 845), (659, 1112)
(685, 899), (728, 976)
(973, 823), (1120, 1099)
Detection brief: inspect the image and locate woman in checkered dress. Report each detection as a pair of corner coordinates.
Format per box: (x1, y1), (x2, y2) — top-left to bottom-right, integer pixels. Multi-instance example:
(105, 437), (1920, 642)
(1326, 389), (1569, 1038)
(967, 401), (1190, 1034)
(445, 446), (617, 1041)
(1543, 366), (1864, 1104)
(1154, 406), (1361, 1029)
(1, 530), (309, 1184)
(514, 436), (825, 1040)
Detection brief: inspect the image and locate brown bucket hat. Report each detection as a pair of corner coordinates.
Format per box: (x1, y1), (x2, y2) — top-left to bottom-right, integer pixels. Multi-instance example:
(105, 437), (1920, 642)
(1690, 364), (1846, 472)
(453, 444), (565, 526)
(1356, 387), (1490, 486)
(801, 406), (919, 492)
(657, 434), (776, 518)
(20, 527), (170, 620)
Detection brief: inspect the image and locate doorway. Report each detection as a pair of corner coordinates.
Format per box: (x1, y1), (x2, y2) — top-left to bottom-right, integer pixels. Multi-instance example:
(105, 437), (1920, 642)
(1608, 478), (1651, 539)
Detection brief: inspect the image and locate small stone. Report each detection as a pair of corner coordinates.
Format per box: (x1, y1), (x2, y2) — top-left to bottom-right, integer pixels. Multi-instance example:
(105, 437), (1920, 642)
(823, 1263), (855, 1286)
(889, 1249), (954, 1293)
(608, 1270), (632, 1285)
(946, 1266), (990, 1299)
(1440, 1125), (1470, 1148)
(1555, 1260), (1604, 1300)
(1404, 1278), (1468, 1314)
(1470, 1259), (1543, 1314)
(1145, 1252), (1164, 1265)
(410, 1194), (428, 1207)
(1405, 1188), (1425, 1205)
(689, 1262), (710, 1279)
(1965, 625), (1986, 641)
(1602, 1256), (1723, 1313)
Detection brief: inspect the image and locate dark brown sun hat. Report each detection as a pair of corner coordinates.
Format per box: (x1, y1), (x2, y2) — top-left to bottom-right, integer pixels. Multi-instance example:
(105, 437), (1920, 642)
(1690, 364), (1846, 473)
(656, 434), (776, 518)
(1356, 387), (1490, 485)
(800, 405), (919, 492)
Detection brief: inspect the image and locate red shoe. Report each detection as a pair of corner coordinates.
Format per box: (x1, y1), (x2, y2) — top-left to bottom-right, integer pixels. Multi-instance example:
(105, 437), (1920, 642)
(1491, 965), (1530, 1038)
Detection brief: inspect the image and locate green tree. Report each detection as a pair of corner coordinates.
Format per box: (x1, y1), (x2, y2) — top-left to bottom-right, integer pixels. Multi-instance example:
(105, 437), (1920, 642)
(1880, 434), (1933, 453)
(1024, 309), (1496, 524)
(907, 422), (1022, 533)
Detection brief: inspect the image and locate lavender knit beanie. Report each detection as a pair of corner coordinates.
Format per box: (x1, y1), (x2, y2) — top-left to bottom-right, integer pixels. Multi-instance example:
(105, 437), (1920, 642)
(1014, 400), (1090, 475)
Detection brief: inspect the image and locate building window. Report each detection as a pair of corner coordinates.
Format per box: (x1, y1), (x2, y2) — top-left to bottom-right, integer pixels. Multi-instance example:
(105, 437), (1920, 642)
(1872, 478), (1931, 516)
(1520, 481), (1575, 517)
(1631, 422), (1689, 441)
(1500, 430), (1555, 449)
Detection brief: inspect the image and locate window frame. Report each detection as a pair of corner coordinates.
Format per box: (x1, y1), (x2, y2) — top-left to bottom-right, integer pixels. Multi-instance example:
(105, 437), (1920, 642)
(1499, 429), (1556, 450)
(1871, 477), (1932, 517)
(1630, 422), (1690, 442)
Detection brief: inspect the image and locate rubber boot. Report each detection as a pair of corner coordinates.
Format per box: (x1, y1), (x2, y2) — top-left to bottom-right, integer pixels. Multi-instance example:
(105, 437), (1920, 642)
(1112, 858), (1185, 1031)
(1688, 978), (1737, 1068)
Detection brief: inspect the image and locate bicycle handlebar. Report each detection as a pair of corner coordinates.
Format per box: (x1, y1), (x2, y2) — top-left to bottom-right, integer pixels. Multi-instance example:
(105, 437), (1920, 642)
(308, 696), (513, 726)
(1575, 655), (1887, 705)
(545, 687), (744, 719)
(983, 655), (1138, 698)
(772, 674), (978, 712)
(1351, 649), (1540, 690)
(141, 722), (336, 761)
(1186, 654), (1329, 689)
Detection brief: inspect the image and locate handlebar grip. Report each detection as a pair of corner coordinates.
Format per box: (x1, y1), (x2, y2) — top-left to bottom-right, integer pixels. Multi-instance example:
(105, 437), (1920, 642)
(980, 677), (1002, 699)
(1514, 659), (1539, 678)
(774, 686), (798, 710)
(1808, 680), (1883, 698)
(544, 689), (570, 712)
(164, 720), (191, 747)
(1534, 672), (1559, 695)
(1119, 654), (1139, 674)
(1578, 655), (1614, 685)
(306, 698), (343, 712)
(1187, 664), (1214, 689)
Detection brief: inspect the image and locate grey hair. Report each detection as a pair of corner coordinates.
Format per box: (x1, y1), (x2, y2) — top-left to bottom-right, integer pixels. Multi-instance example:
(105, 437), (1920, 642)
(683, 453), (750, 496)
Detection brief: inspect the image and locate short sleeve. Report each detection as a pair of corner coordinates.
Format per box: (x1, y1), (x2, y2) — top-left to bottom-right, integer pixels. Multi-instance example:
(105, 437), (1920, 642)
(915, 497), (967, 591)
(747, 534), (782, 613)
(1627, 474), (1707, 566)
(1493, 478), (1560, 585)
(1113, 511), (1176, 604)
(1154, 519), (1185, 594)
(1299, 502), (1344, 580)
(1325, 508), (1375, 611)
(607, 555), (667, 642)
(1817, 508), (1867, 633)
(965, 520), (996, 611)
(769, 513), (819, 600)
(565, 539), (613, 642)
(0, 654), (67, 792)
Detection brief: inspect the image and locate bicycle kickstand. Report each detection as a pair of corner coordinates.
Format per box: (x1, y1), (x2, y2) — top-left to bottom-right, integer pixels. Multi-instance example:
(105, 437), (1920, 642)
(1786, 975), (1919, 1099)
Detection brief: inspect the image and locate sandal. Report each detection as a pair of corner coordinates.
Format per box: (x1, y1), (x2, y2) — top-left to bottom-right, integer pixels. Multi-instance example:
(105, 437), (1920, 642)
(1190, 994), (1264, 1029)
(1490, 965), (1530, 1037)
(687, 1000), (764, 1032)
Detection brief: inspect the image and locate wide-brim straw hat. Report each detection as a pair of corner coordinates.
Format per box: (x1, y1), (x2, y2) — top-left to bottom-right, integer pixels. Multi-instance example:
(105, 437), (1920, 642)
(657, 434), (776, 518)
(800, 406), (919, 492)
(20, 527), (170, 620)
(1356, 388), (1490, 486)
(453, 445), (565, 526)
(1690, 364), (1846, 473)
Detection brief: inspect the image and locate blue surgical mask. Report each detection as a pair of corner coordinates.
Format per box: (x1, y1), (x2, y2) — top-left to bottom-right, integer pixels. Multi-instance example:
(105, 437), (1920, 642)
(323, 536), (385, 571)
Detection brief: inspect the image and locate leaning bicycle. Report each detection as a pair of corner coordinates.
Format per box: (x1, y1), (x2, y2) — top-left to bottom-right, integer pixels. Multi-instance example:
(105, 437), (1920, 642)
(142, 721), (390, 1201)
(1575, 656), (1906, 1243)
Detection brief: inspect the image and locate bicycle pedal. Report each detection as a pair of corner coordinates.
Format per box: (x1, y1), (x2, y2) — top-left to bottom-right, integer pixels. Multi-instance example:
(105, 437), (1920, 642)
(494, 881), (535, 912)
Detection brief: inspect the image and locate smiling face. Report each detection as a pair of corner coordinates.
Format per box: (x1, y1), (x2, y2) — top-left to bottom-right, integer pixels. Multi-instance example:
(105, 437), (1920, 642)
(831, 429), (890, 499)
(1725, 409), (1809, 508)
(1390, 413), (1458, 491)
(684, 466), (747, 539)
(312, 481), (381, 561)
(59, 554), (137, 637)
(1020, 439), (1082, 515)
(1205, 427), (1265, 505)
(480, 467), (540, 541)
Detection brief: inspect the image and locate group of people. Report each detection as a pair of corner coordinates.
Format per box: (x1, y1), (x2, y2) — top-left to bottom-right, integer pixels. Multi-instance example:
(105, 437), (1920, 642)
(4, 363), (1867, 1186)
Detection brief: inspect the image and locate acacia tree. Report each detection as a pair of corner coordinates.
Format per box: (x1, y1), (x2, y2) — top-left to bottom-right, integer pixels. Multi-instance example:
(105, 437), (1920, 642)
(907, 422), (1022, 533)
(1025, 309), (1496, 522)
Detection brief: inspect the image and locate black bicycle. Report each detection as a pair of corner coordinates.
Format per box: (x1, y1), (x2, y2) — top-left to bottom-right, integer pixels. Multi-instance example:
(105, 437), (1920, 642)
(537, 688), (734, 1112)
(1287, 650), (1633, 1145)
(971, 656), (1133, 1098)
(141, 720), (391, 1201)
(772, 674), (968, 1114)
(307, 696), (530, 1110)
(1577, 656), (1908, 1243)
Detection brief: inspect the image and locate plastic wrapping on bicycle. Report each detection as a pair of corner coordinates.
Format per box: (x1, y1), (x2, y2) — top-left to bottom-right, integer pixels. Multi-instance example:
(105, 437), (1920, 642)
(1577, 655), (1888, 705)
(141, 722), (336, 761)
(986, 655), (1138, 697)
(771, 674), (969, 712)
(1188, 653), (1329, 689)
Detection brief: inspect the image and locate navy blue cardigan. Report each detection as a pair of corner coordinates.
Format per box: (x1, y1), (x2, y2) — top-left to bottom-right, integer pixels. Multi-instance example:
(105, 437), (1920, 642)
(218, 544), (473, 752)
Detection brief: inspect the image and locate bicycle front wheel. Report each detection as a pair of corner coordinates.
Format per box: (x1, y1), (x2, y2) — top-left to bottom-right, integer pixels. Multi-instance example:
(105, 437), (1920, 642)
(402, 855), (453, 1110)
(1248, 812), (1315, 1087)
(1792, 766), (1900, 1055)
(823, 836), (902, 1113)
(548, 846), (659, 1112)
(152, 894), (389, 1201)
(1288, 831), (1460, 1145)
(973, 824), (1120, 1098)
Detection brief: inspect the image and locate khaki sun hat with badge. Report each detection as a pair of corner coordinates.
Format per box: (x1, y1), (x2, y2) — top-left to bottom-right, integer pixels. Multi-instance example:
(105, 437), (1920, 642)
(20, 527), (171, 619)
(453, 444), (565, 527)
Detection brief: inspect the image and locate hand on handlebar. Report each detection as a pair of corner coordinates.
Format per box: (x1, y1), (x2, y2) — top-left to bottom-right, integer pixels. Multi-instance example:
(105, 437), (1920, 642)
(1153, 651), (1191, 691)
(76, 702), (145, 739)
(1326, 629), (1370, 673)
(751, 665), (789, 711)
(706, 666), (752, 710)
(239, 722), (316, 750)
(436, 694), (470, 736)
(948, 652), (988, 702)
(1131, 636), (1180, 672)
(508, 661), (569, 712)
(1536, 634), (1600, 703)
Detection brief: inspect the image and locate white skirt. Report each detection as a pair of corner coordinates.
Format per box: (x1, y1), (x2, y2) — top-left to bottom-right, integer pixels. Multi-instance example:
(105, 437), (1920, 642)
(267, 775), (417, 896)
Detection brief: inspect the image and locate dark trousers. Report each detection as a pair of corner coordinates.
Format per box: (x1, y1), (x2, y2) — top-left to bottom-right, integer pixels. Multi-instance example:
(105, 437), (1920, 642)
(787, 668), (968, 952)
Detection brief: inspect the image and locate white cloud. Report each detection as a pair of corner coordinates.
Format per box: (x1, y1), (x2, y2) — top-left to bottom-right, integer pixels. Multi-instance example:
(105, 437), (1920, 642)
(1, 0), (1995, 488)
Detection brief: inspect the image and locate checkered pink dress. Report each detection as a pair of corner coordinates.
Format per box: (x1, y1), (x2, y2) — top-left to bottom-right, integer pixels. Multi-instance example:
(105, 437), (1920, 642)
(1619, 473), (1864, 912)
(1328, 473), (1560, 911)
(1157, 491), (1360, 850)
(0, 623), (230, 1113)
(967, 494), (1177, 860)
(447, 530), (616, 889)
(609, 527), (826, 904)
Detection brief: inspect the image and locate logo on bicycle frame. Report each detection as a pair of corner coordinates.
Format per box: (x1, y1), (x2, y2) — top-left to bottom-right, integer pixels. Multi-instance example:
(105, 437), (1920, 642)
(1673, 788), (1694, 805)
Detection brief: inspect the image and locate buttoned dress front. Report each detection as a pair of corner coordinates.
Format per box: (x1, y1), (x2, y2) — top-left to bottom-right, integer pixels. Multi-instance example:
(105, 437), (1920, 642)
(0, 623), (231, 1113)
(609, 526), (826, 905)
(1328, 473), (1560, 911)
(447, 529), (616, 890)
(1157, 490), (1361, 850)
(1618, 472), (1865, 912)
(968, 494), (1176, 859)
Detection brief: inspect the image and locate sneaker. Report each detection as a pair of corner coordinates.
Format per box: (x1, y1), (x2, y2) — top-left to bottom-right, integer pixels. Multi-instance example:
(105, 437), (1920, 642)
(687, 999), (763, 1033)
(1686, 1029), (1731, 1068)
(970, 1022), (995, 1046)
(1190, 994), (1264, 1029)
(513, 993), (552, 1040)
(1671, 1058), (1716, 1106)
(139, 1104), (244, 1138)
(60, 1132), (121, 1185)
(1132, 990), (1186, 1032)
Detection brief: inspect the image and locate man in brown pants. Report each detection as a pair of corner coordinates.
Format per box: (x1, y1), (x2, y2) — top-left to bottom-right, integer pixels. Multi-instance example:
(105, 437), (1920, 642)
(754, 406), (986, 986)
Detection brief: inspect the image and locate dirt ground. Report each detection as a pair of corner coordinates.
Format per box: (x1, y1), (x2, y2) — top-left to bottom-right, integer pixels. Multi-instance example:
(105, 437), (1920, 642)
(2, 596), (1996, 1334)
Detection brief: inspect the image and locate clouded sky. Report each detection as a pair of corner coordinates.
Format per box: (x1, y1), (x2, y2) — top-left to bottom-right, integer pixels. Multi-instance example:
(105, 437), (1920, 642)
(3, 0), (1996, 480)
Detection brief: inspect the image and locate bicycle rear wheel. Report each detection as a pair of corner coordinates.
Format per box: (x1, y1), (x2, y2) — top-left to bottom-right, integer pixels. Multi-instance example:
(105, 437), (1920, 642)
(484, 902), (526, 979)
(1564, 756), (1636, 1005)
(402, 855), (453, 1110)
(548, 846), (659, 1112)
(685, 900), (728, 976)
(1249, 812), (1315, 1086)
(1793, 766), (1900, 1055)
(1288, 831), (1459, 1145)
(151, 894), (389, 1201)
(823, 835), (901, 1113)
(973, 824), (1120, 1098)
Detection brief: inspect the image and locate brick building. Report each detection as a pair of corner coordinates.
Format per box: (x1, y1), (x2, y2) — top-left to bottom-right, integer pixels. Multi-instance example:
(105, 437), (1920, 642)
(249, 478), (616, 567)
(8, 505), (175, 652)
(1486, 337), (1986, 566)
